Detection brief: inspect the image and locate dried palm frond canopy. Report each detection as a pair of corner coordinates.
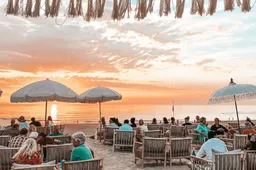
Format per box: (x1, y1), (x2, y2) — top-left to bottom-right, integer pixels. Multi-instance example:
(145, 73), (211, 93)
(5, 0), (256, 20)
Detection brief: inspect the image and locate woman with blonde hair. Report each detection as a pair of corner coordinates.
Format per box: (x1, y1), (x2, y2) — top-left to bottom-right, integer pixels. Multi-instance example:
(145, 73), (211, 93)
(28, 124), (39, 139)
(12, 138), (42, 165)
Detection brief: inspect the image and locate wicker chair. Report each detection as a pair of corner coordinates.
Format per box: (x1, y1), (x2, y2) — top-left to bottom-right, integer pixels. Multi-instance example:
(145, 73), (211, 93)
(134, 137), (169, 168)
(234, 134), (247, 150)
(0, 136), (11, 146)
(0, 148), (19, 170)
(184, 125), (197, 137)
(144, 130), (162, 138)
(244, 150), (256, 170)
(47, 136), (72, 144)
(188, 129), (206, 149)
(103, 127), (119, 145)
(219, 138), (234, 151)
(228, 122), (239, 129)
(191, 151), (244, 170)
(11, 165), (59, 170)
(42, 144), (72, 163)
(147, 124), (160, 131)
(169, 137), (192, 166)
(36, 127), (49, 134)
(62, 158), (103, 170)
(170, 126), (185, 138)
(113, 130), (135, 152)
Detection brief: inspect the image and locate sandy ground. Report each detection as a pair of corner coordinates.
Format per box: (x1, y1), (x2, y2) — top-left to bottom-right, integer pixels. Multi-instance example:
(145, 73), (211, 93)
(64, 124), (191, 170)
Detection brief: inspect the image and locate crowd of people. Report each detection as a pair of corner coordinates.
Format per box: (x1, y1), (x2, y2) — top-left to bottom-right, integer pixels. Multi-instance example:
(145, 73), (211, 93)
(100, 115), (256, 161)
(0, 115), (95, 167)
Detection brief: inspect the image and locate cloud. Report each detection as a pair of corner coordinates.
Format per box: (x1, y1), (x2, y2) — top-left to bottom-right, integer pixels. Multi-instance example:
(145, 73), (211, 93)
(197, 59), (215, 66)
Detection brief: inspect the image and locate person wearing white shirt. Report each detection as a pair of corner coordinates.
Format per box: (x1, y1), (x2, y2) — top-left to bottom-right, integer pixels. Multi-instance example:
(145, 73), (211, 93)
(135, 119), (148, 142)
(196, 131), (228, 160)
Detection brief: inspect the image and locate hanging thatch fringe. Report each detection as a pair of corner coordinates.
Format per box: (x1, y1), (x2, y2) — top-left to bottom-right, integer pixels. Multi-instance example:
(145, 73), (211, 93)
(147, 0), (154, 13)
(160, 0), (171, 16)
(6, 0), (14, 15)
(135, 0), (147, 20)
(98, 0), (106, 17)
(236, 0), (242, 6)
(175, 0), (185, 18)
(242, 0), (251, 12)
(112, 0), (119, 19)
(191, 0), (198, 14)
(50, 0), (57, 17)
(32, 0), (41, 17)
(197, 0), (205, 15)
(224, 0), (234, 11)
(14, 0), (19, 15)
(45, 0), (51, 17)
(207, 0), (217, 15)
(119, 0), (132, 19)
(75, 0), (83, 16)
(85, 0), (93, 21)
(25, 0), (33, 17)
(68, 0), (76, 17)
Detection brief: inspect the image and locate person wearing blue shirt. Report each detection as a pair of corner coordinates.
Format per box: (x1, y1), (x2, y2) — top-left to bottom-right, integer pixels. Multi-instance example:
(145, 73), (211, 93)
(120, 119), (133, 131)
(196, 131), (228, 160)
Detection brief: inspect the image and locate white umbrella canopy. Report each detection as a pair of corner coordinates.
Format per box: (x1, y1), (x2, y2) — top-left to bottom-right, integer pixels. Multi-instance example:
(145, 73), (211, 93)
(78, 86), (122, 142)
(209, 78), (256, 133)
(78, 86), (122, 103)
(11, 78), (78, 128)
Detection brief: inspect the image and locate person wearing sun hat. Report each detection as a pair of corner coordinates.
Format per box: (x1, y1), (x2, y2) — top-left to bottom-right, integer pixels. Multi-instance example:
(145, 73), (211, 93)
(18, 116), (29, 130)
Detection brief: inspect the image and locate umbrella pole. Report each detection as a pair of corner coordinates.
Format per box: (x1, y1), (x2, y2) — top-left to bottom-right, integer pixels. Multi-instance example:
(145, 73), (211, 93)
(45, 101), (48, 134)
(234, 95), (241, 134)
(99, 102), (102, 142)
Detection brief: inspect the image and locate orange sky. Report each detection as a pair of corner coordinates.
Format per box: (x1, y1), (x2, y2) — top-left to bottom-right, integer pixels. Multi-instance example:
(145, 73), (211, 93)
(0, 7), (256, 106)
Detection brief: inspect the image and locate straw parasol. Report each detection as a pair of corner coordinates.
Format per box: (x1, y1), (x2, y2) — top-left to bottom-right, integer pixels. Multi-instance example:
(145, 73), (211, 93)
(0, 89), (2, 97)
(78, 86), (122, 142)
(10, 78), (77, 129)
(208, 78), (256, 133)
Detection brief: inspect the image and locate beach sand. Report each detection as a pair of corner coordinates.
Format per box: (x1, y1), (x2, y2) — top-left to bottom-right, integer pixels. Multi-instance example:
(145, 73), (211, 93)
(64, 124), (191, 170)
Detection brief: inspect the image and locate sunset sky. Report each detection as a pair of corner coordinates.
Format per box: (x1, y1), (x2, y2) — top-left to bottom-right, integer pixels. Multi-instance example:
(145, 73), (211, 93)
(0, 0), (256, 105)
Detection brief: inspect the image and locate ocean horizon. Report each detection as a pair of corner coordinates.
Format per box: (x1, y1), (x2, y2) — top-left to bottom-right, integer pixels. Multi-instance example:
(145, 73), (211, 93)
(0, 104), (255, 125)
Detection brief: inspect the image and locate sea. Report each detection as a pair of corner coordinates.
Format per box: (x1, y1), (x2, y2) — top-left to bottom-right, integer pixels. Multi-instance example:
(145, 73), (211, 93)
(0, 103), (256, 125)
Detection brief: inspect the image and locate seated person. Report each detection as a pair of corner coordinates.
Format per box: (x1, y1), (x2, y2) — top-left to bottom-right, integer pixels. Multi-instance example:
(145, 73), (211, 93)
(243, 122), (256, 135)
(5, 118), (16, 129)
(2, 123), (20, 137)
(244, 134), (256, 150)
(9, 128), (28, 148)
(120, 119), (133, 131)
(195, 115), (200, 124)
(196, 131), (228, 160)
(107, 118), (118, 127)
(12, 138), (42, 165)
(135, 119), (148, 142)
(71, 132), (93, 161)
(151, 118), (157, 124)
(170, 117), (178, 126)
(182, 116), (192, 126)
(28, 124), (39, 139)
(211, 118), (228, 135)
(130, 117), (137, 128)
(29, 117), (42, 127)
(48, 126), (63, 136)
(115, 118), (122, 127)
(196, 117), (210, 141)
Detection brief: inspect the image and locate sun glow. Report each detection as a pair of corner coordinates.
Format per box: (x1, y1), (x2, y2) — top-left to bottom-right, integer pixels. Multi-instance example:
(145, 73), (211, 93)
(51, 104), (58, 120)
